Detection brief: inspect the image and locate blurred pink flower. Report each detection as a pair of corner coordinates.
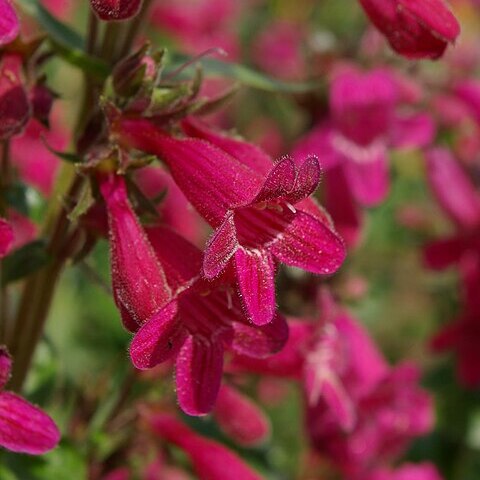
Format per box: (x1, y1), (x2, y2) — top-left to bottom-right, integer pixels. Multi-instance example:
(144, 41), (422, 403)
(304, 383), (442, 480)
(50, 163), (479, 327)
(253, 21), (306, 80)
(150, 0), (240, 58)
(0, 54), (30, 141)
(363, 462), (443, 480)
(0, 218), (14, 258)
(148, 413), (263, 480)
(358, 0), (460, 59)
(0, 0), (19, 47)
(213, 384), (270, 446)
(11, 116), (67, 196)
(423, 148), (480, 270)
(0, 347), (60, 454)
(294, 67), (434, 246)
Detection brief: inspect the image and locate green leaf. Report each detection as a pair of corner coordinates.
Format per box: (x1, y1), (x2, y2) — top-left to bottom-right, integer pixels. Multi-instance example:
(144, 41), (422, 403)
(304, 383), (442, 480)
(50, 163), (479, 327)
(17, 0), (109, 79)
(67, 181), (95, 223)
(18, 0), (84, 49)
(168, 53), (317, 93)
(4, 183), (29, 216)
(49, 40), (110, 79)
(1, 240), (50, 285)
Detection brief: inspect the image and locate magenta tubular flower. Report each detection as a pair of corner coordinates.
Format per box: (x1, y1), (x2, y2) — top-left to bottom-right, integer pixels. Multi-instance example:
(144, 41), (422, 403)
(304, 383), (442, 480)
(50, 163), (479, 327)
(135, 166), (204, 245)
(90, 0), (143, 20)
(100, 174), (172, 332)
(213, 384), (270, 447)
(0, 347), (60, 454)
(11, 117), (66, 196)
(308, 362), (433, 476)
(294, 67), (434, 246)
(0, 218), (14, 258)
(358, 0), (460, 59)
(431, 254), (480, 387)
(0, 54), (31, 141)
(149, 413), (263, 480)
(130, 225), (288, 415)
(0, 0), (19, 47)
(423, 148), (480, 270)
(365, 462), (443, 480)
(120, 117), (345, 326)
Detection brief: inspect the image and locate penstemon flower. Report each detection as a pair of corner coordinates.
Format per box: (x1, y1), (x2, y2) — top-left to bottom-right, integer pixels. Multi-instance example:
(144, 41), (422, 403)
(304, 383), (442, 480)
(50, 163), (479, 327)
(0, 347), (60, 454)
(130, 225), (288, 415)
(148, 412), (264, 480)
(100, 173), (172, 332)
(118, 116), (346, 326)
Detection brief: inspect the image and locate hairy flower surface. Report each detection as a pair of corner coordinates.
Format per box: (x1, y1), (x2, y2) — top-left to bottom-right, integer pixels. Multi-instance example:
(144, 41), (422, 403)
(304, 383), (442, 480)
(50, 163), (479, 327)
(90, 0), (143, 20)
(119, 117), (346, 326)
(100, 174), (172, 332)
(130, 225), (288, 415)
(358, 0), (460, 59)
(0, 347), (60, 454)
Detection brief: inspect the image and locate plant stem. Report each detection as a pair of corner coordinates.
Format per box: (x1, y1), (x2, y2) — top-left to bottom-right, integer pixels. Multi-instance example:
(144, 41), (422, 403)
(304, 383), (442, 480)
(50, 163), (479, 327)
(0, 141), (11, 346)
(86, 10), (99, 56)
(118, 0), (154, 59)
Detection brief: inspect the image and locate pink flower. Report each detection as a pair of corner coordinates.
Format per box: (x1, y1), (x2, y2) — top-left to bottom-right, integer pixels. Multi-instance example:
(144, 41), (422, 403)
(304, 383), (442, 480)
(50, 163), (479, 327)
(119, 117), (346, 326)
(423, 148), (480, 270)
(213, 384), (270, 446)
(431, 254), (480, 387)
(358, 0), (460, 59)
(134, 166), (205, 245)
(0, 218), (14, 258)
(130, 225), (288, 415)
(148, 413), (263, 480)
(294, 67), (434, 246)
(364, 462), (443, 480)
(0, 54), (30, 141)
(0, 347), (60, 454)
(308, 363), (433, 476)
(100, 174), (172, 332)
(150, 0), (240, 58)
(253, 21), (305, 80)
(90, 0), (143, 21)
(0, 0), (19, 47)
(11, 116), (66, 196)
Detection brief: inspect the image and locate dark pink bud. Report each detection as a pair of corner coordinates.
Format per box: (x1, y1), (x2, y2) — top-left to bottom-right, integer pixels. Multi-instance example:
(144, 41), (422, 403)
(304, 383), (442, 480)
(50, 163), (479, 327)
(0, 218), (14, 258)
(358, 0), (460, 59)
(100, 174), (172, 331)
(214, 385), (270, 447)
(0, 54), (30, 140)
(0, 0), (19, 47)
(90, 0), (143, 20)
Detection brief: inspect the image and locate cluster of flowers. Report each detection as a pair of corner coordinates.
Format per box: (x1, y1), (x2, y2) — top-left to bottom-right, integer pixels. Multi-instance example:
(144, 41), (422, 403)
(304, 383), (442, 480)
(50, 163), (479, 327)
(0, 0), (473, 479)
